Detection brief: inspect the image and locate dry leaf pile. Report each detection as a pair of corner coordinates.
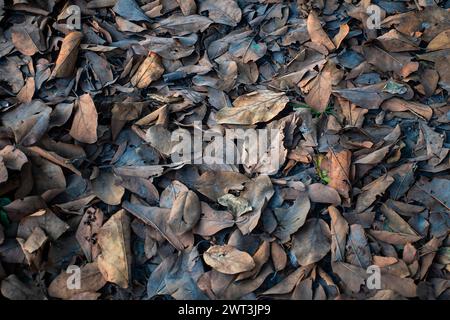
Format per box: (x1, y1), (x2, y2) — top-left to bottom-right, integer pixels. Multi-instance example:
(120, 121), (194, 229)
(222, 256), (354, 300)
(0, 0), (449, 300)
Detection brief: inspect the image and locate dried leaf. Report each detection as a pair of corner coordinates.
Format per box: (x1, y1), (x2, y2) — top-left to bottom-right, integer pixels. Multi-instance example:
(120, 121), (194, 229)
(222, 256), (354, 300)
(97, 209), (132, 288)
(292, 218), (331, 266)
(131, 52), (164, 89)
(203, 245), (255, 275)
(69, 93), (98, 144)
(216, 90), (289, 125)
(51, 31), (83, 78)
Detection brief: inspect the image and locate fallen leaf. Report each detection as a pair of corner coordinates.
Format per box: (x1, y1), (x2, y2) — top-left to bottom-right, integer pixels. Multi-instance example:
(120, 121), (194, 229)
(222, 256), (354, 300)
(292, 218), (331, 266)
(307, 11), (335, 51)
(92, 171), (125, 205)
(216, 90), (289, 125)
(329, 206), (348, 262)
(199, 0), (242, 27)
(97, 209), (132, 288)
(69, 93), (98, 144)
(130, 52), (164, 89)
(355, 174), (394, 213)
(48, 262), (106, 299)
(51, 31), (83, 78)
(203, 245), (255, 275)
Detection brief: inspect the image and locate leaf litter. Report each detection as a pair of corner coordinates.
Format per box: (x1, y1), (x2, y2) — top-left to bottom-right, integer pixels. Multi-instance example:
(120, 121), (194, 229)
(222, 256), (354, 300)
(0, 0), (449, 301)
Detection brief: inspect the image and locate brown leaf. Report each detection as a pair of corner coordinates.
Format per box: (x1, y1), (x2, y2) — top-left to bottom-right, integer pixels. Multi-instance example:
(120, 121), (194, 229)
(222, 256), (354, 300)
(76, 208), (103, 262)
(17, 77), (35, 103)
(4, 196), (47, 222)
(427, 29), (450, 51)
(292, 218), (331, 266)
(51, 31), (83, 78)
(307, 183), (341, 205)
(69, 93), (98, 144)
(271, 241), (287, 272)
(355, 174), (394, 213)
(168, 190), (201, 234)
(0, 157), (7, 183)
(236, 175), (274, 235)
(307, 11), (335, 51)
(236, 240), (270, 280)
(345, 224), (372, 269)
(215, 90), (289, 125)
(48, 262), (106, 299)
(11, 23), (45, 56)
(131, 52), (164, 89)
(327, 149), (352, 199)
(369, 230), (422, 246)
(381, 98), (433, 121)
(156, 14), (213, 36)
(97, 209), (132, 288)
(304, 65), (332, 113)
(203, 245), (255, 275)
(223, 264), (273, 299)
(1, 100), (51, 146)
(1, 274), (45, 300)
(199, 0), (242, 27)
(122, 201), (185, 251)
(193, 202), (234, 237)
(329, 206), (348, 262)
(333, 23), (350, 49)
(0, 145), (28, 170)
(273, 191), (310, 243)
(262, 265), (314, 296)
(17, 209), (69, 241)
(23, 227), (47, 253)
(363, 46), (418, 78)
(195, 171), (249, 201)
(92, 171), (125, 205)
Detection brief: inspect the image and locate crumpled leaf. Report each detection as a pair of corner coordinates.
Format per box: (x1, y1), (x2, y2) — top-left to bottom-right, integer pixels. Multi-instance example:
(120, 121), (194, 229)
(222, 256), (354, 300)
(217, 194), (252, 217)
